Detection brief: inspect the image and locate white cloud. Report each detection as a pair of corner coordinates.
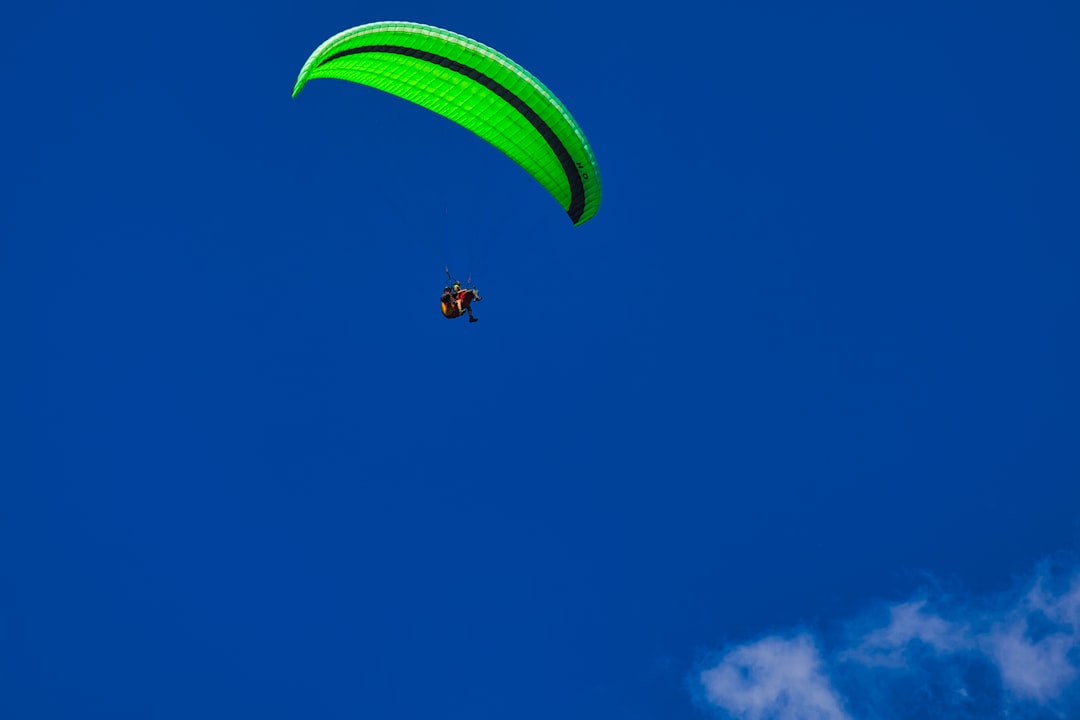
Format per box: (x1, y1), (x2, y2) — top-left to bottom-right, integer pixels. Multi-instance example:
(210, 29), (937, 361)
(983, 570), (1080, 702)
(843, 599), (971, 667)
(700, 634), (851, 720)
(985, 619), (1075, 702)
(697, 558), (1080, 719)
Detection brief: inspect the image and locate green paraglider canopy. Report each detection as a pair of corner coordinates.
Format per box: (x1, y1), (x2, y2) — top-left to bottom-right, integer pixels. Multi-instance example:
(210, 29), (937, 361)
(293, 21), (602, 226)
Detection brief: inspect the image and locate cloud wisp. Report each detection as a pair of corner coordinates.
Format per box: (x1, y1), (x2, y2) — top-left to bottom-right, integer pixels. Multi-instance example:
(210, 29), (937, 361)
(696, 557), (1080, 719)
(700, 634), (851, 720)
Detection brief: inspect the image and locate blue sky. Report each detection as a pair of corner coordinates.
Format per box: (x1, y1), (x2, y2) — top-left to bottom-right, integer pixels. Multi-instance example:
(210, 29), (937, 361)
(3, 1), (1079, 718)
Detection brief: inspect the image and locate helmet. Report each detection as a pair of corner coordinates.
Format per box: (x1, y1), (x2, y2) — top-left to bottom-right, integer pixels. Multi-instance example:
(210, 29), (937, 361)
(453, 283), (461, 291)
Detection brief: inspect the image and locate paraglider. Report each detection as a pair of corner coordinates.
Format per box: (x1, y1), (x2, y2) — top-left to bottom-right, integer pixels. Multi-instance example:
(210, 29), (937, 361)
(440, 268), (481, 323)
(293, 21), (602, 324)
